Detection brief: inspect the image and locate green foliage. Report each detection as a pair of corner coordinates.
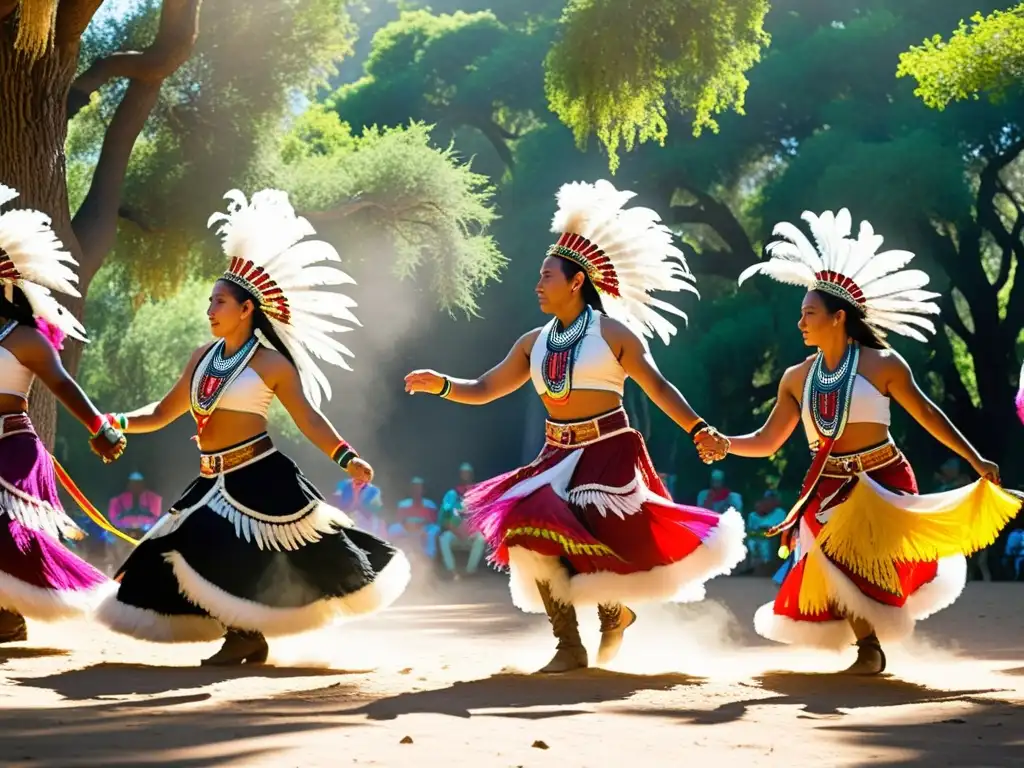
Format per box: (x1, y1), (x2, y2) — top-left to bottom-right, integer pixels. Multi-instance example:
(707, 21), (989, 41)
(544, 0), (770, 171)
(259, 119), (505, 315)
(897, 4), (1024, 109)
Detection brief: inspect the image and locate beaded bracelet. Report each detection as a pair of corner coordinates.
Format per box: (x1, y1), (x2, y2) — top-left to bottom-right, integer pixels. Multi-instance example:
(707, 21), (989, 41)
(106, 413), (129, 431)
(331, 441), (358, 469)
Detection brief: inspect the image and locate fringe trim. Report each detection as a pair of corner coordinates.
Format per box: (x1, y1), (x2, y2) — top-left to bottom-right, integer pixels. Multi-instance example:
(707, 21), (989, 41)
(505, 508), (747, 612)
(0, 568), (116, 621)
(164, 548), (411, 637)
(567, 473), (647, 518)
(93, 594), (226, 643)
(816, 477), (1018, 595)
(0, 475), (82, 541)
(146, 475), (355, 552)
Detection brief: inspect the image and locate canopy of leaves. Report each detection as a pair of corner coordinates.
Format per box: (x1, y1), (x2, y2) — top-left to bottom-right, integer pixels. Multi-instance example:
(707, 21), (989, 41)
(544, 0), (770, 171)
(897, 3), (1024, 109)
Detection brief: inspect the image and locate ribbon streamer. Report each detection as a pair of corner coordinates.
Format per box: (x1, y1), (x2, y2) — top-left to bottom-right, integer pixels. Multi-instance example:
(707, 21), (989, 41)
(51, 457), (139, 545)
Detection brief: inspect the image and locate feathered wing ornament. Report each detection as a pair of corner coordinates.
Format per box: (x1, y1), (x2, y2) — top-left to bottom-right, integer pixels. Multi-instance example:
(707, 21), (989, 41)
(0, 184), (86, 341)
(739, 209), (940, 343)
(208, 189), (360, 408)
(547, 180), (697, 344)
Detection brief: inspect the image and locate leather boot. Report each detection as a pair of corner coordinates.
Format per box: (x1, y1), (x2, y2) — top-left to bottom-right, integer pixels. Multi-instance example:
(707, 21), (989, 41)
(841, 632), (886, 675)
(535, 580), (587, 673)
(201, 628), (269, 666)
(596, 602), (636, 665)
(0, 608), (27, 643)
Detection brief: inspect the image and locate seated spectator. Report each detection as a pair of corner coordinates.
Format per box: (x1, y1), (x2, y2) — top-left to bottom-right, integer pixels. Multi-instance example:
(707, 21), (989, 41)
(1004, 528), (1024, 581)
(105, 471), (163, 573)
(438, 462), (486, 580)
(697, 469), (743, 514)
(657, 471), (677, 501)
(334, 477), (386, 537)
(747, 489), (786, 568)
(394, 477), (441, 559)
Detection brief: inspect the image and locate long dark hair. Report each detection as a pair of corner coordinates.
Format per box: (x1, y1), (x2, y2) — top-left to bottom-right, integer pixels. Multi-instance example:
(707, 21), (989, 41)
(555, 257), (605, 313)
(217, 279), (297, 367)
(811, 289), (889, 350)
(0, 285), (37, 329)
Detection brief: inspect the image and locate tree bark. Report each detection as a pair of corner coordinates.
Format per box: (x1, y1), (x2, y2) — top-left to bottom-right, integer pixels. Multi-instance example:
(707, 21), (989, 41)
(0, 28), (81, 448)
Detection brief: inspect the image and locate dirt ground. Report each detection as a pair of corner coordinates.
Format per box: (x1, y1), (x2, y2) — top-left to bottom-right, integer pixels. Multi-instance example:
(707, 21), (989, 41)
(1, 574), (1021, 767)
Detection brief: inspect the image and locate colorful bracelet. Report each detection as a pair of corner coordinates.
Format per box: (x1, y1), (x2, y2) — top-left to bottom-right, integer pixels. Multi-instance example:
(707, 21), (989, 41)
(331, 441), (358, 469)
(687, 419), (708, 438)
(438, 377), (453, 399)
(106, 413), (129, 431)
(87, 414), (105, 437)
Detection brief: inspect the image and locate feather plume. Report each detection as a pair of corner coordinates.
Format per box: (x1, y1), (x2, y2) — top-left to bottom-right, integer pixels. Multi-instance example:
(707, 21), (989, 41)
(210, 189), (358, 407)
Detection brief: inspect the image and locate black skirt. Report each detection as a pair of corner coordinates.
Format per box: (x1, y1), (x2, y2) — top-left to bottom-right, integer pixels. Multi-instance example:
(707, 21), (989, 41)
(95, 448), (409, 642)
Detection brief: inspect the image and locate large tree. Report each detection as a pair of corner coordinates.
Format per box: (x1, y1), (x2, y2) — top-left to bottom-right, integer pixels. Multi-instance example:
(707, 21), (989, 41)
(1, 0), (503, 445)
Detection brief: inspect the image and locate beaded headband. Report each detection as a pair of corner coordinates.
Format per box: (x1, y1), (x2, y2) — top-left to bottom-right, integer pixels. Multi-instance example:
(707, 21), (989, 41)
(546, 232), (621, 297)
(222, 256), (291, 324)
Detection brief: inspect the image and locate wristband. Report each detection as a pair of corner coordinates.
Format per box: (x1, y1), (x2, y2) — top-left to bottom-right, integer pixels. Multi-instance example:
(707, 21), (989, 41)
(106, 413), (129, 431)
(438, 377), (452, 399)
(331, 442), (358, 469)
(87, 414), (105, 437)
(687, 419), (708, 438)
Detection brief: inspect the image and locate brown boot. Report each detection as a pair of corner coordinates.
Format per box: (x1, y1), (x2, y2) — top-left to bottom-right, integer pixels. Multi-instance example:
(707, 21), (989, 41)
(535, 580), (587, 674)
(596, 603), (636, 665)
(201, 628), (269, 666)
(0, 609), (27, 643)
(841, 632), (886, 676)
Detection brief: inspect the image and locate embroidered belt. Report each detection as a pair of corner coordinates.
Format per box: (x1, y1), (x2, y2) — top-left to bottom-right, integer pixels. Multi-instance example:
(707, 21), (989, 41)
(199, 435), (273, 477)
(821, 441), (899, 476)
(545, 408), (629, 448)
(0, 413), (32, 439)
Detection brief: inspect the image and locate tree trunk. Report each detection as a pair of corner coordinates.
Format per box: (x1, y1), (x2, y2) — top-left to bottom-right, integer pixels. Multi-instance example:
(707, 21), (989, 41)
(0, 29), (82, 448)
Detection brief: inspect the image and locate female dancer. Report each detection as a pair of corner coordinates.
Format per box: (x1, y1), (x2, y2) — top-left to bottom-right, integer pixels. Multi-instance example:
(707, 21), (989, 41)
(96, 190), (410, 665)
(0, 184), (126, 642)
(721, 208), (1017, 674)
(405, 180), (744, 673)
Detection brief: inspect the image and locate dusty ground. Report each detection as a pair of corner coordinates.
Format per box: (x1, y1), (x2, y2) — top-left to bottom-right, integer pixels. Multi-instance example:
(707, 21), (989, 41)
(1, 575), (1022, 767)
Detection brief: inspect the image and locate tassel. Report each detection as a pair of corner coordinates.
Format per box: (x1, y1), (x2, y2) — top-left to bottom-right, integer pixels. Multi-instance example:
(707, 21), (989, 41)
(797, 550), (832, 615)
(14, 0), (59, 60)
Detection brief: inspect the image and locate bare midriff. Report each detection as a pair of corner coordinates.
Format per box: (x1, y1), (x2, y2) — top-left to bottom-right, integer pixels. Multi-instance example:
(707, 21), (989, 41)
(194, 409), (270, 453)
(0, 393), (29, 416)
(828, 422), (892, 454)
(541, 389), (623, 422)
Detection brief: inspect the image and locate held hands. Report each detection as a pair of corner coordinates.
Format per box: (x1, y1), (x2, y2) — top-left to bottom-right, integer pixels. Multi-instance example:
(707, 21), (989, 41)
(404, 369), (446, 396)
(694, 426), (730, 464)
(89, 420), (126, 464)
(346, 457), (374, 484)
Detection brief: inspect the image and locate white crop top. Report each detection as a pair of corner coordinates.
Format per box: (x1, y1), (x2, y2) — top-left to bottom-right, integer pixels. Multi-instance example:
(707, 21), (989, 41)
(0, 323), (32, 399)
(530, 310), (626, 397)
(216, 367), (274, 418)
(800, 372), (891, 444)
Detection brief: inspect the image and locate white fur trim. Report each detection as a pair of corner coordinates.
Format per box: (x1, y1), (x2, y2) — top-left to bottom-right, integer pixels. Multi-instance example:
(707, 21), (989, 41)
(505, 507), (747, 612)
(164, 548), (411, 637)
(754, 550), (967, 650)
(0, 567), (116, 621)
(93, 593), (226, 643)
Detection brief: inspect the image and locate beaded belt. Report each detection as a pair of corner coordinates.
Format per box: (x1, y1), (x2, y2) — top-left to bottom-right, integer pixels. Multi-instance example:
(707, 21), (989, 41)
(0, 413), (32, 440)
(199, 435), (273, 477)
(545, 408), (629, 448)
(821, 441), (899, 476)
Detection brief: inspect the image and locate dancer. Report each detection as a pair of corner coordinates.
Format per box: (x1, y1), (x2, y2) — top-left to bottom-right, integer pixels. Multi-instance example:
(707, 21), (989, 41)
(0, 184), (126, 642)
(96, 190), (410, 665)
(405, 180), (744, 673)
(720, 208), (1018, 674)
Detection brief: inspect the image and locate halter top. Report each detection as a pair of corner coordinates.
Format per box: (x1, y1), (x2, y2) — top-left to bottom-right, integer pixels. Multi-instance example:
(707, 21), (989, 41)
(190, 340), (273, 428)
(800, 371), (890, 446)
(216, 367), (273, 417)
(0, 322), (32, 399)
(530, 310), (625, 397)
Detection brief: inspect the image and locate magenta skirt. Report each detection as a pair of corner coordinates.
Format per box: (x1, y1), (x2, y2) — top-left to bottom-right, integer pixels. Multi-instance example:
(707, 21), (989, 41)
(0, 415), (112, 619)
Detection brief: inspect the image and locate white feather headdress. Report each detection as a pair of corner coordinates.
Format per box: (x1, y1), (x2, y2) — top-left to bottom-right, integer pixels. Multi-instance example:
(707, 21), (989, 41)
(207, 189), (360, 407)
(547, 180), (697, 344)
(738, 208), (940, 342)
(0, 184), (86, 340)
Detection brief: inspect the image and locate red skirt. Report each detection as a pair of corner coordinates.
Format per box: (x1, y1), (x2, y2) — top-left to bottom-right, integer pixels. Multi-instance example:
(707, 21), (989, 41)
(756, 453), (972, 649)
(463, 409), (746, 612)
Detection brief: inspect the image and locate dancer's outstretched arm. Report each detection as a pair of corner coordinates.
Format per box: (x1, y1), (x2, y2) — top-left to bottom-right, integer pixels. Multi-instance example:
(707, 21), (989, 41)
(722, 363), (804, 458)
(265, 350), (373, 482)
(117, 344), (210, 434)
(404, 329), (539, 406)
(881, 352), (998, 482)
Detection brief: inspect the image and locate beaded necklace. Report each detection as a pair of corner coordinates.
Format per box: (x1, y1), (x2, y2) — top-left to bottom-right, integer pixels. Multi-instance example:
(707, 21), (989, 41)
(540, 307), (592, 405)
(190, 336), (260, 434)
(804, 342), (860, 442)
